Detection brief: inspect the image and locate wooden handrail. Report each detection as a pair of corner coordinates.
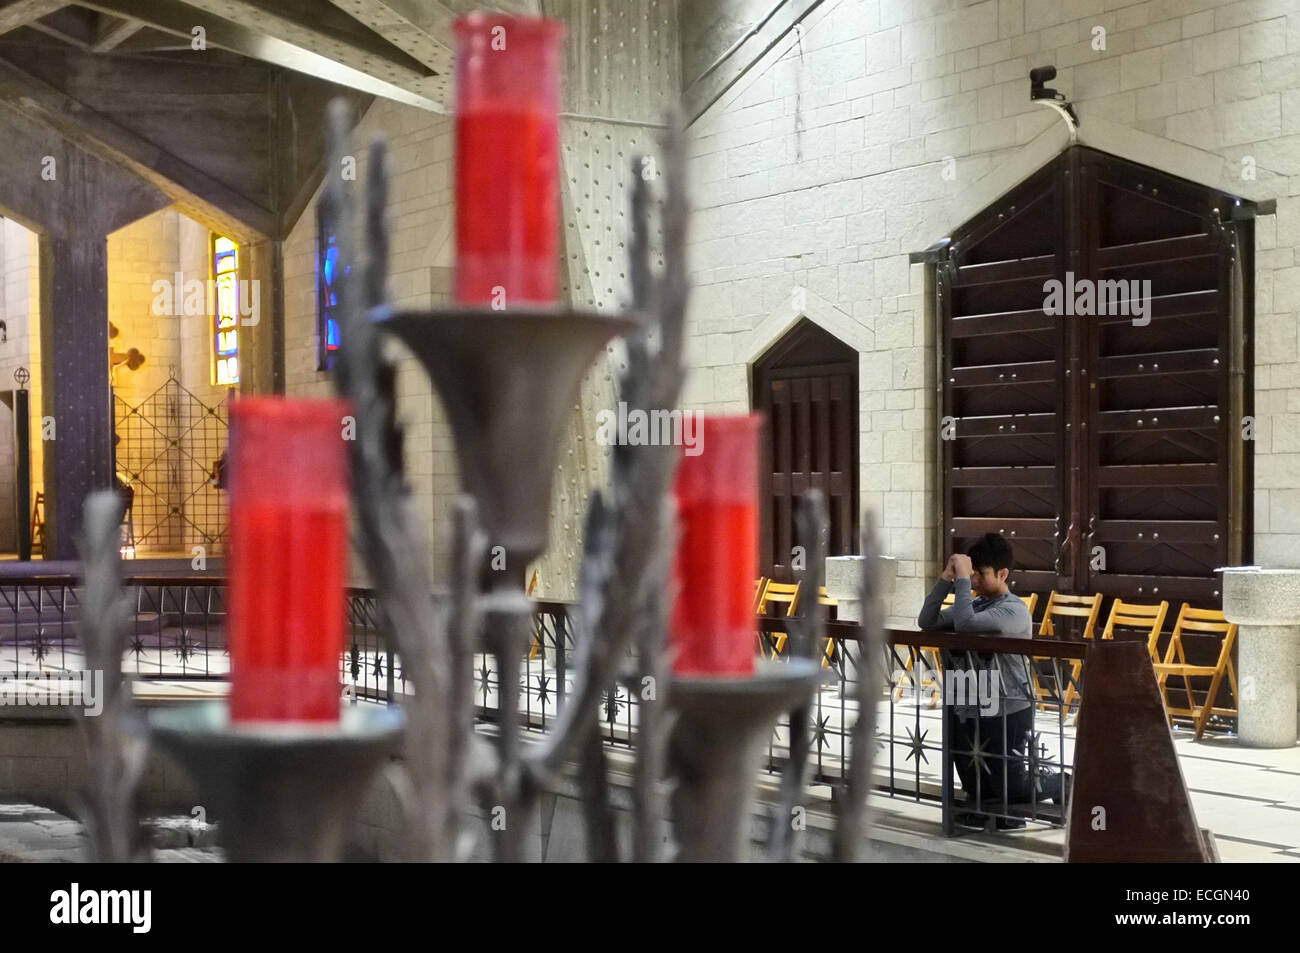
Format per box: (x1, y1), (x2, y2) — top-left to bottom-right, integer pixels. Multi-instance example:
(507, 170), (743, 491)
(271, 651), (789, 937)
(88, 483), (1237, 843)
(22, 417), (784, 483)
(757, 618), (1087, 660)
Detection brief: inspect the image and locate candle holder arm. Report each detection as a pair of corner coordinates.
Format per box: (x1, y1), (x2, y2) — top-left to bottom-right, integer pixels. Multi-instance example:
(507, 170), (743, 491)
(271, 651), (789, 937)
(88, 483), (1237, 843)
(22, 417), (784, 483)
(769, 489), (829, 862)
(75, 490), (148, 862)
(324, 102), (460, 861)
(832, 511), (887, 861)
(523, 123), (689, 823)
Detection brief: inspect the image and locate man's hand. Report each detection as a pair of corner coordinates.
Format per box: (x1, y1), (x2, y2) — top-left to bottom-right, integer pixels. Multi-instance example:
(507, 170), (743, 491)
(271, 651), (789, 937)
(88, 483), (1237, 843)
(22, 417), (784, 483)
(941, 553), (959, 581)
(949, 554), (973, 579)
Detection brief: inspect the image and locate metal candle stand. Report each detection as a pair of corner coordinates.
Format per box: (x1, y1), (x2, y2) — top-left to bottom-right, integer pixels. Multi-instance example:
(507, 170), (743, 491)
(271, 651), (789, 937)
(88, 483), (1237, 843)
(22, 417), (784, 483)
(377, 307), (632, 861)
(149, 703), (403, 863)
(668, 659), (827, 862)
(71, 98), (886, 864)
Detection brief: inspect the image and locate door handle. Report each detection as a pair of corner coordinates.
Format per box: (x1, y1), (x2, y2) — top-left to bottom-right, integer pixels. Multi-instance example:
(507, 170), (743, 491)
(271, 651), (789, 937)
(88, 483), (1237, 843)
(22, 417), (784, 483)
(1055, 519), (1074, 576)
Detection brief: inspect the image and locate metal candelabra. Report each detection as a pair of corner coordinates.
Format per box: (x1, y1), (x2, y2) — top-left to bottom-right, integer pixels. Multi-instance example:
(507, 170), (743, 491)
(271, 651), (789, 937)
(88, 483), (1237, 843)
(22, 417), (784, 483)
(72, 99), (888, 864)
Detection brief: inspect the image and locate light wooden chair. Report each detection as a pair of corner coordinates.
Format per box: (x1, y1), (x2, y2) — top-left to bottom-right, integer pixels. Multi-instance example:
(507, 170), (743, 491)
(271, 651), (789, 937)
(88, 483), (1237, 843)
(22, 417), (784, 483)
(31, 492), (45, 554)
(752, 577), (768, 656)
(1102, 598), (1169, 648)
(756, 579), (801, 657)
(1059, 597), (1171, 722)
(1152, 605), (1238, 740)
(1033, 592), (1103, 711)
(527, 570), (543, 659)
(817, 586), (839, 669)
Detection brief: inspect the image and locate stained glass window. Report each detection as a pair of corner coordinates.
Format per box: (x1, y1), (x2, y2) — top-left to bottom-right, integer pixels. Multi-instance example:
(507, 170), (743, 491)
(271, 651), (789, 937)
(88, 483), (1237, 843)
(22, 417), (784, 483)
(318, 230), (345, 370)
(212, 234), (239, 385)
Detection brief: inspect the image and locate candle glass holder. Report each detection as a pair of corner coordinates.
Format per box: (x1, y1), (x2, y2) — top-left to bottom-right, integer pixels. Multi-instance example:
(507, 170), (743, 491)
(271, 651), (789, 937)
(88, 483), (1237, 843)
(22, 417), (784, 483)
(453, 14), (565, 305)
(227, 398), (351, 723)
(147, 702), (404, 862)
(377, 307), (632, 588)
(376, 304), (632, 861)
(671, 414), (762, 676)
(668, 658), (828, 862)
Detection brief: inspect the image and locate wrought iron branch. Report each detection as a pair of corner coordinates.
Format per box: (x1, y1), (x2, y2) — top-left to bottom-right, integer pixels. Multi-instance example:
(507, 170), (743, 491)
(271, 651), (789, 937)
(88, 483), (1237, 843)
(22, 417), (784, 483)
(446, 496), (488, 857)
(769, 489), (828, 862)
(524, 116), (690, 860)
(833, 511), (886, 861)
(75, 489), (147, 862)
(324, 101), (461, 862)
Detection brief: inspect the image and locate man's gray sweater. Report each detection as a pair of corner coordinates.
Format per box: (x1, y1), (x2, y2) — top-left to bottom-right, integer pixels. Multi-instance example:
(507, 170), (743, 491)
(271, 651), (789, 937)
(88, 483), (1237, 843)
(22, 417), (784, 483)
(916, 578), (1034, 719)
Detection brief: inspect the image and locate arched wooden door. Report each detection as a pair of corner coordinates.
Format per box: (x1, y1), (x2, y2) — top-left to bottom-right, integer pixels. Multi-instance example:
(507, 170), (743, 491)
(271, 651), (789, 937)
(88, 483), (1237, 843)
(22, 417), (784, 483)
(939, 145), (1253, 610)
(753, 319), (859, 583)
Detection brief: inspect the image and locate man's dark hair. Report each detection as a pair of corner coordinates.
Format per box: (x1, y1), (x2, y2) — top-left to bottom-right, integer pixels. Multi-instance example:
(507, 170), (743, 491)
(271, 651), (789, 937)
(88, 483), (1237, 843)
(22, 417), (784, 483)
(967, 533), (1014, 573)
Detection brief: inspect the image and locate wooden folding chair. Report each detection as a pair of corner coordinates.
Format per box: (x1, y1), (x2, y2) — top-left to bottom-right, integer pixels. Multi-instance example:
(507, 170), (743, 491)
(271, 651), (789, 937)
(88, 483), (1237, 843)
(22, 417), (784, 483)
(891, 591), (955, 708)
(31, 491), (44, 554)
(1059, 597), (1170, 723)
(1033, 592), (1103, 712)
(1019, 592), (1039, 618)
(816, 586), (839, 669)
(1102, 598), (1169, 648)
(527, 570), (543, 659)
(756, 580), (801, 657)
(1152, 605), (1238, 740)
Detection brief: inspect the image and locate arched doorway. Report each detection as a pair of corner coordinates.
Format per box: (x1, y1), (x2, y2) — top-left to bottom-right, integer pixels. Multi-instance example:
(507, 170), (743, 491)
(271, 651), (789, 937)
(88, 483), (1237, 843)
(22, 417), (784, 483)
(938, 145), (1253, 611)
(752, 318), (858, 582)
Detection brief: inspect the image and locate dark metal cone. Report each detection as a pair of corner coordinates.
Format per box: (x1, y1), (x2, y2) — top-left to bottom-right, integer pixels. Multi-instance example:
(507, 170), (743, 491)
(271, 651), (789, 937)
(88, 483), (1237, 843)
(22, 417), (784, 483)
(379, 308), (633, 572)
(668, 658), (827, 862)
(148, 702), (405, 862)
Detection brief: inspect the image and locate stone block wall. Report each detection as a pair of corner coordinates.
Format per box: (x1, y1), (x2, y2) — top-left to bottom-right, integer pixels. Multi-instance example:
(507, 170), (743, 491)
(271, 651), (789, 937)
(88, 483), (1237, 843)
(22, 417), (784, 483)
(682, 0), (1300, 625)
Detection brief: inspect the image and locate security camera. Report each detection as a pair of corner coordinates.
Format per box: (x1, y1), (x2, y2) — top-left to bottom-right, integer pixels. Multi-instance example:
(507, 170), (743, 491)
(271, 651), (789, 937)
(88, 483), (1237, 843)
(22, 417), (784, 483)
(1028, 63), (1078, 136)
(1030, 65), (1060, 101)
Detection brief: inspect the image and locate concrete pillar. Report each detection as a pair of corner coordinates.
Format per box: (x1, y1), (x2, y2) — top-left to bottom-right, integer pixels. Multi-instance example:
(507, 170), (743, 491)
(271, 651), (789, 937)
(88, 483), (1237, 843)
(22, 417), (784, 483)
(825, 555), (897, 686)
(240, 237), (283, 397)
(825, 555), (897, 623)
(39, 234), (113, 560)
(1221, 568), (1300, 748)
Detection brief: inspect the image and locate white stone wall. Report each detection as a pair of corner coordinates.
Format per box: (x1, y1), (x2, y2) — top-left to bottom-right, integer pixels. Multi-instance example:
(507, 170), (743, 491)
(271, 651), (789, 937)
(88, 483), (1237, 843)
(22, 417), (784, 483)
(283, 98), (459, 585)
(107, 209), (182, 407)
(684, 0), (1300, 624)
(279, 0), (678, 592)
(0, 219), (43, 544)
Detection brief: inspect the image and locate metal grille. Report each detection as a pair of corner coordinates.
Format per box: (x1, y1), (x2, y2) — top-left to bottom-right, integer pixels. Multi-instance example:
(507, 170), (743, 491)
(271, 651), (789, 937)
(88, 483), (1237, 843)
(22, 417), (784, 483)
(113, 371), (228, 555)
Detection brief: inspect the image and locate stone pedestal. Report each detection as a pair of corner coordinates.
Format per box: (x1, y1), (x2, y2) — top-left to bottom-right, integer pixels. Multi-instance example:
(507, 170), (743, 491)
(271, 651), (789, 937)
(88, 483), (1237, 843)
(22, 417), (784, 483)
(825, 555), (897, 623)
(1221, 568), (1300, 748)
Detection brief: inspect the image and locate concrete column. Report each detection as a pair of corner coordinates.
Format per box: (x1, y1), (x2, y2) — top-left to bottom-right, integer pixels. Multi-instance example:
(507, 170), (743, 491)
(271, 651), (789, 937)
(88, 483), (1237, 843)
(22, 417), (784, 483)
(825, 555), (897, 623)
(1221, 568), (1300, 748)
(240, 238), (282, 396)
(39, 234), (113, 560)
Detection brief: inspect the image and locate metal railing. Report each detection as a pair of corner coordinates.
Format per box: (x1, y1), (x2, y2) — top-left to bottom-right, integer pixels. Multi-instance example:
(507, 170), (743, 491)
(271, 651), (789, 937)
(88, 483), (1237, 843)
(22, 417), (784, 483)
(0, 574), (1086, 838)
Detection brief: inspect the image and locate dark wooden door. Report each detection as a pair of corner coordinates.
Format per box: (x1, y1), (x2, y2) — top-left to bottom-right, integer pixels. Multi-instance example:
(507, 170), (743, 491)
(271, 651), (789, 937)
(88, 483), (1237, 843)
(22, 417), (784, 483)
(941, 146), (1251, 609)
(941, 161), (1068, 601)
(1079, 152), (1245, 606)
(754, 319), (858, 582)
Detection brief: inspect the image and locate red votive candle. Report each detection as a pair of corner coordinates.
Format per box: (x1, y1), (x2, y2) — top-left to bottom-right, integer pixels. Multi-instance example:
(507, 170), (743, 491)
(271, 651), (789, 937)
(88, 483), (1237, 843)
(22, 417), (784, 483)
(453, 13), (564, 305)
(227, 398), (351, 722)
(671, 414), (761, 677)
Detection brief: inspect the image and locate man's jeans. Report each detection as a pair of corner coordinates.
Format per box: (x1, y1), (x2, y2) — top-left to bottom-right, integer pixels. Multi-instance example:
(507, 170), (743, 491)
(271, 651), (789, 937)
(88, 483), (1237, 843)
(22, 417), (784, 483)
(946, 705), (1035, 809)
